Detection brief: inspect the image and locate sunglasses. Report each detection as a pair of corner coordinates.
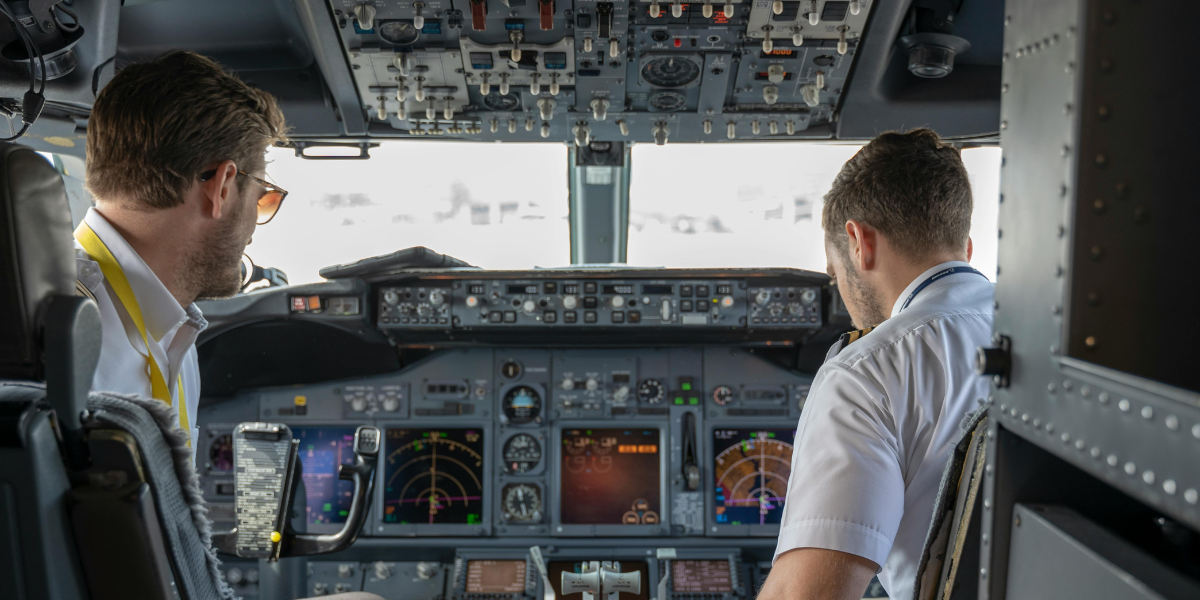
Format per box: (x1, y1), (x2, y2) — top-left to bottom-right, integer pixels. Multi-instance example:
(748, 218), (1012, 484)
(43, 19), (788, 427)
(198, 168), (289, 225)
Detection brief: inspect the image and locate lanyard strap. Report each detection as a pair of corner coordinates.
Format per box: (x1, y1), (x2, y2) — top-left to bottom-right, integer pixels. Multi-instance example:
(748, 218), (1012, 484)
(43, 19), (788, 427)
(74, 222), (191, 436)
(899, 266), (987, 312)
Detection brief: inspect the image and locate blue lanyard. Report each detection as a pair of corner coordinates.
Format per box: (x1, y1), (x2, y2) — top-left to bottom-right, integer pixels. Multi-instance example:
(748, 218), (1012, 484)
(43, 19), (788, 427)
(899, 266), (987, 312)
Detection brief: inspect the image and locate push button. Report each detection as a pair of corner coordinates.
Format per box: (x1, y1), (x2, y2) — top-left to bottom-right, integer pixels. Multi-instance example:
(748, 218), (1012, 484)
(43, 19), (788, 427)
(584, 311), (597, 323)
(564, 311), (578, 323)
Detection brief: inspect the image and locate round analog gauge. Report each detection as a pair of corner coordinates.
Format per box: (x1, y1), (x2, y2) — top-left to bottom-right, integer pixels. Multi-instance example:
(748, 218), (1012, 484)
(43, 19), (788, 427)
(482, 91), (521, 112)
(378, 20), (420, 46)
(648, 90), (687, 112)
(209, 434), (233, 471)
(502, 433), (543, 473)
(712, 385), (735, 406)
(641, 56), (701, 87)
(594, 435), (617, 455)
(502, 385), (542, 424)
(502, 483), (542, 522)
(637, 379), (665, 404)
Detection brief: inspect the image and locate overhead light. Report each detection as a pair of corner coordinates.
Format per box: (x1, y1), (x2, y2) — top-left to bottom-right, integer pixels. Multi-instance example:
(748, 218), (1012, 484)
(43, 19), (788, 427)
(899, 33), (971, 79)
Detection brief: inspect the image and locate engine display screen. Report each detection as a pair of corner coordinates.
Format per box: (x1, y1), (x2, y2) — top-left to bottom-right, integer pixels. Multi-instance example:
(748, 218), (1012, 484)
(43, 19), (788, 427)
(549, 561), (649, 600)
(671, 560), (733, 593)
(560, 429), (660, 525)
(465, 560), (526, 594)
(713, 429), (795, 526)
(382, 429), (485, 525)
(292, 427), (357, 525)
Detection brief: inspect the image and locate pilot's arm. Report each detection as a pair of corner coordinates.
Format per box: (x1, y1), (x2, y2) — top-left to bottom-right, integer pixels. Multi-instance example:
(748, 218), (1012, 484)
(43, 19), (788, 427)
(758, 363), (906, 600)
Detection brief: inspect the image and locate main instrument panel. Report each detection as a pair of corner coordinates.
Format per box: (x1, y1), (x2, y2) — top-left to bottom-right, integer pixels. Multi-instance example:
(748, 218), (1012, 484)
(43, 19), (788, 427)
(195, 268), (888, 598)
(333, 0), (875, 143)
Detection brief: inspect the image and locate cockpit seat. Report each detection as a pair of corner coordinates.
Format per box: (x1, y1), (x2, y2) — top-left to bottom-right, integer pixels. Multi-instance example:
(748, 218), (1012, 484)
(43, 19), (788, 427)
(0, 142), (381, 600)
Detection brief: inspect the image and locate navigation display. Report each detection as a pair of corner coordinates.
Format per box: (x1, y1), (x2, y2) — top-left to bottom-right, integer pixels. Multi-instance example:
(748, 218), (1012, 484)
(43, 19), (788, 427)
(383, 429), (485, 525)
(671, 560), (733, 593)
(713, 429), (795, 526)
(560, 428), (660, 525)
(549, 561), (649, 600)
(292, 427), (357, 525)
(466, 560), (526, 593)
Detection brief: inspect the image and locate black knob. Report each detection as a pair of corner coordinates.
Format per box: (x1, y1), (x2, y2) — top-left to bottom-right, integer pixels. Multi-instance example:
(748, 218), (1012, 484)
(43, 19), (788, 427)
(975, 346), (1009, 376)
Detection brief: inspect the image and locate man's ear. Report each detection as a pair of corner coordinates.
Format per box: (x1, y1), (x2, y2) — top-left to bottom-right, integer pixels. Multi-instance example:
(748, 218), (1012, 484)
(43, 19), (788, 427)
(201, 160), (239, 220)
(967, 236), (974, 262)
(844, 220), (877, 271)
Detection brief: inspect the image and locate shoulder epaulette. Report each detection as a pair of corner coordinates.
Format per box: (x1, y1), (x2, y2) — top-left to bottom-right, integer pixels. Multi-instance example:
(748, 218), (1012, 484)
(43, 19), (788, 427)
(833, 326), (875, 356)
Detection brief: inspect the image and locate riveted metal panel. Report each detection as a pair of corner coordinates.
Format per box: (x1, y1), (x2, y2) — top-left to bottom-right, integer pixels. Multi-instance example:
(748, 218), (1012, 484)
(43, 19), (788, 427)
(986, 0), (1200, 597)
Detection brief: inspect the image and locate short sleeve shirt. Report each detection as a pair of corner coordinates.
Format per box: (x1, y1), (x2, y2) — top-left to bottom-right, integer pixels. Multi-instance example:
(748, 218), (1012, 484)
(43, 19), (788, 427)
(773, 262), (994, 600)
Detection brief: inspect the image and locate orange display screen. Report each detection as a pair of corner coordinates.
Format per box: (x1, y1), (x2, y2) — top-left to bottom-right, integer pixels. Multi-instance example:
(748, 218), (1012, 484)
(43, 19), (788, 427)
(560, 429), (661, 525)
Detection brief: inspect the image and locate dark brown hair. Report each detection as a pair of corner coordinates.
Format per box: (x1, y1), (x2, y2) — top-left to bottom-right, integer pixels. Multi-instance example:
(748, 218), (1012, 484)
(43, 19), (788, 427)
(822, 128), (973, 259)
(86, 50), (287, 209)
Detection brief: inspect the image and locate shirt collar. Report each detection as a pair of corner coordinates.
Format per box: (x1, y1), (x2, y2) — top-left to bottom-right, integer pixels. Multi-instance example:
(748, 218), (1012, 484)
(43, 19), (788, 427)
(83, 208), (206, 339)
(889, 260), (974, 318)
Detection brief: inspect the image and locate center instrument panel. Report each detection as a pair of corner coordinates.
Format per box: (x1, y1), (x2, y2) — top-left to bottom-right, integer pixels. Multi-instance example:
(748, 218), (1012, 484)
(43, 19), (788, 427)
(335, 0), (875, 142)
(196, 269), (886, 598)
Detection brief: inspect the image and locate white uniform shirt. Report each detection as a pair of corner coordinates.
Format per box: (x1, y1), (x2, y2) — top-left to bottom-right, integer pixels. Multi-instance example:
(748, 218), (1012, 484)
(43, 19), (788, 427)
(773, 261), (994, 600)
(75, 208), (206, 450)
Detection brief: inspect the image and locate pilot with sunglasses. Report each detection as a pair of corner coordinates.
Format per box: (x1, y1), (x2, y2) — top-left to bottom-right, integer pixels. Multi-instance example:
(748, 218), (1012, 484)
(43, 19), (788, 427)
(73, 51), (288, 453)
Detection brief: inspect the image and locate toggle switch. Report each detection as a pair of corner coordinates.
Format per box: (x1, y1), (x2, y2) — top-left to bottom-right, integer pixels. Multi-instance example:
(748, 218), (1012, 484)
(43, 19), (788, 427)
(413, 2), (426, 29)
(703, 119), (712, 134)
(591, 98), (610, 120)
(538, 97), (557, 121)
(617, 119), (629, 136)
(530, 73), (542, 95)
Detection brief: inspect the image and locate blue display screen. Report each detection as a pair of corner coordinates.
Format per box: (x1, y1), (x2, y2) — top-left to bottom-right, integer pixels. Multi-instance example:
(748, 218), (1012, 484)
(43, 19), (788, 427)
(712, 428), (795, 526)
(293, 427), (357, 525)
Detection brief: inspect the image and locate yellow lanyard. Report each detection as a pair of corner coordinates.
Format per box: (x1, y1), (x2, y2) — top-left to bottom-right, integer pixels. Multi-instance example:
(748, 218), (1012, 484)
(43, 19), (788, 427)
(74, 222), (191, 438)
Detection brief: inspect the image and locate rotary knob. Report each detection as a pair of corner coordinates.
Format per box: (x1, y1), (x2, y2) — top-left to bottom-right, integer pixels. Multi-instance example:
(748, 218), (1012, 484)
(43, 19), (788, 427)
(613, 385), (630, 402)
(769, 304), (783, 317)
(382, 394), (400, 412)
(801, 288), (818, 304)
(416, 562), (439, 581)
(755, 290), (772, 305)
(227, 568), (244, 585)
(429, 290), (445, 305)
(612, 296), (625, 308)
(788, 302), (803, 315)
(383, 290), (399, 304)
(351, 397), (367, 412)
(523, 299), (537, 314)
(417, 304), (432, 317)
(563, 295), (578, 309)
(374, 561), (392, 580)
(585, 378), (599, 391)
(561, 377), (575, 391)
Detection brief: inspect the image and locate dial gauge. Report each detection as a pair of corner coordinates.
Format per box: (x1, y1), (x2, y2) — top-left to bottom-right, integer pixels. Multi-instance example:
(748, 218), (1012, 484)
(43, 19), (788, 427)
(502, 385), (542, 425)
(378, 20), (420, 46)
(482, 91), (521, 112)
(637, 379), (665, 404)
(208, 434), (233, 471)
(502, 434), (542, 474)
(648, 90), (687, 112)
(712, 385), (735, 406)
(641, 56), (701, 87)
(502, 483), (542, 522)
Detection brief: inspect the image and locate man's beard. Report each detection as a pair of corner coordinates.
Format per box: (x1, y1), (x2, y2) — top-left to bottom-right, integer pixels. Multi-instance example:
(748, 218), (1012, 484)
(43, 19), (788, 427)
(186, 193), (251, 302)
(841, 260), (888, 329)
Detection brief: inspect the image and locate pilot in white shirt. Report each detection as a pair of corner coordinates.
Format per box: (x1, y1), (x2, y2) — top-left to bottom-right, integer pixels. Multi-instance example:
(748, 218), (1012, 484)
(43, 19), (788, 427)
(70, 50), (288, 455)
(758, 129), (994, 600)
(75, 207), (206, 450)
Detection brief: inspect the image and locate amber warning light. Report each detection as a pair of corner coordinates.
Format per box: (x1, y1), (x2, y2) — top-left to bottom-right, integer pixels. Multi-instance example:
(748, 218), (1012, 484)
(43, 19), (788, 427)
(618, 444), (658, 454)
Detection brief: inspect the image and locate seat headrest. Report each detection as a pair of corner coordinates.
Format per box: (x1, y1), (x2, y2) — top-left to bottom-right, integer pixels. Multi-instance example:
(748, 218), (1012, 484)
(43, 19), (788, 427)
(0, 143), (75, 380)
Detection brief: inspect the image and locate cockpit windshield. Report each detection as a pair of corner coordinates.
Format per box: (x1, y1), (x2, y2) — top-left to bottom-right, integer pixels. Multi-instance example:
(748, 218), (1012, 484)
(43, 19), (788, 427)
(248, 144), (1000, 285)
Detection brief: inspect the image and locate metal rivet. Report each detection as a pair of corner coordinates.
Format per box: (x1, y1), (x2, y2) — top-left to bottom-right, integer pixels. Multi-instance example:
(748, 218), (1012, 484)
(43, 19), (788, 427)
(1141, 406), (1154, 420)
(1000, 403), (1007, 412)
(1192, 424), (1200, 439)
(1124, 462), (1136, 475)
(1095, 153), (1108, 167)
(986, 465), (993, 475)
(1085, 335), (1098, 348)
(1166, 416), (1179, 431)
(987, 429), (995, 439)
(1090, 447), (1101, 458)
(1065, 62), (1074, 73)
(1118, 399), (1131, 412)
(1098, 105), (1109, 119)
(1090, 246), (1103, 260)
(1015, 515), (1022, 527)
(1010, 408), (1018, 417)
(1187, 489), (1199, 505)
(1050, 344), (1060, 354)
(1002, 83), (1010, 93)
(1061, 432), (1071, 443)
(1015, 49), (1024, 58)
(1164, 480), (1177, 495)
(1063, 103), (1072, 115)
(1052, 305), (1062, 315)
(1032, 419), (1041, 428)
(1046, 423), (1055, 433)
(1075, 439), (1085, 450)
(1093, 199), (1106, 214)
(1143, 471), (1155, 485)
(1087, 292), (1101, 306)
(1107, 454), (1118, 467)
(984, 499), (991, 509)
(1048, 383), (1057, 393)
(1080, 386), (1091, 398)
(1000, 120), (1008, 130)
(1058, 225), (1067, 238)
(1063, 380), (1073, 390)
(1021, 413), (1029, 423)
(1098, 392), (1110, 404)
(981, 568), (987, 579)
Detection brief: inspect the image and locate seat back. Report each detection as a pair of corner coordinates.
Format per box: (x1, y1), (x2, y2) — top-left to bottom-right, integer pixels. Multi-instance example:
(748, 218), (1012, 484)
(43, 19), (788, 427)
(0, 143), (94, 600)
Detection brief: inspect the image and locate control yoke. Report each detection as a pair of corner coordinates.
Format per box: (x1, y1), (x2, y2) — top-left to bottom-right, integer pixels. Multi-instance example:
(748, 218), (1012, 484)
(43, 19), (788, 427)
(212, 423), (380, 560)
(560, 560), (642, 600)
